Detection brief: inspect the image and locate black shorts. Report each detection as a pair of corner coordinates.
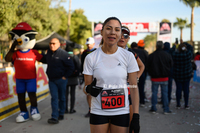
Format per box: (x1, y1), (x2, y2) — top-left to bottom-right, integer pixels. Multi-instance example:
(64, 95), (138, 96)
(90, 113), (130, 127)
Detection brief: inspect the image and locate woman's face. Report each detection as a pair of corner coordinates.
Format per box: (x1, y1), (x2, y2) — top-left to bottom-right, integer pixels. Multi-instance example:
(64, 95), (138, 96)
(117, 30), (130, 49)
(101, 20), (121, 47)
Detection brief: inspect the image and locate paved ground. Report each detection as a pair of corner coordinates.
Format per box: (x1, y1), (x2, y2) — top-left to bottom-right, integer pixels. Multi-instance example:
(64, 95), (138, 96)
(0, 77), (200, 133)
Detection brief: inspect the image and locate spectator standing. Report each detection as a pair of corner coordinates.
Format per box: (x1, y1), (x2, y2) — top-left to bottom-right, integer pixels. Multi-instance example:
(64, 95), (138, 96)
(65, 44), (81, 114)
(117, 26), (144, 78)
(163, 42), (173, 104)
(146, 41), (173, 114)
(194, 52), (200, 61)
(170, 42), (193, 109)
(117, 26), (144, 132)
(81, 37), (96, 117)
(131, 40), (148, 106)
(41, 38), (74, 124)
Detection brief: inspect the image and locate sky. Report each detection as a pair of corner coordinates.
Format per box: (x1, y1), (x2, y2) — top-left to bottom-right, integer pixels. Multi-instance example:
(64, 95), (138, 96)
(56, 0), (200, 44)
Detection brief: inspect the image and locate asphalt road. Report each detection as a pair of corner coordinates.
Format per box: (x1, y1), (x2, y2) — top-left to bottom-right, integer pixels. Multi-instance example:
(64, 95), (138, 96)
(0, 78), (200, 133)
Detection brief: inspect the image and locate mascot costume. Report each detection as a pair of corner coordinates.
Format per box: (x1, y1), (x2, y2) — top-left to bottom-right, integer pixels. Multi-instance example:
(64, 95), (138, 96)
(5, 22), (43, 123)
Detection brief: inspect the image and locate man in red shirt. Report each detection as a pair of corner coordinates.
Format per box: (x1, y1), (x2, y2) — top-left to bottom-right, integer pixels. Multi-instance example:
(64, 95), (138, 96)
(146, 41), (173, 114)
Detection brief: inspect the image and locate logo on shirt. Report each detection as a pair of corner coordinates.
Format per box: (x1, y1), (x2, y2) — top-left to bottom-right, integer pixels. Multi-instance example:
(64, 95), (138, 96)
(102, 91), (108, 96)
(117, 63), (121, 66)
(16, 58), (33, 61)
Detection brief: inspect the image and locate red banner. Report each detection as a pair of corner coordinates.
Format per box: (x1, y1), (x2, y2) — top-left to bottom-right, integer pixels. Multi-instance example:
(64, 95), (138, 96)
(122, 22), (158, 36)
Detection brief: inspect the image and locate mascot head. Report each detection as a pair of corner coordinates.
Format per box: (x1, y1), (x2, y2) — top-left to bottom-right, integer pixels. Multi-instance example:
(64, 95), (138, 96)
(9, 22), (38, 51)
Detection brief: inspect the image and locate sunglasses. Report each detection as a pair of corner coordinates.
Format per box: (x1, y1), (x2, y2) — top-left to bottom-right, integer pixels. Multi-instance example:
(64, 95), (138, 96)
(49, 42), (56, 45)
(123, 34), (129, 39)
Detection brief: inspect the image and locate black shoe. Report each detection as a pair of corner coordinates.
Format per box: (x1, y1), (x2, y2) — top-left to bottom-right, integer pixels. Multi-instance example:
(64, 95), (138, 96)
(185, 106), (190, 110)
(70, 110), (76, 114)
(84, 111), (90, 118)
(48, 118), (59, 124)
(65, 110), (68, 114)
(164, 110), (172, 115)
(176, 105), (181, 109)
(149, 109), (156, 114)
(58, 115), (64, 120)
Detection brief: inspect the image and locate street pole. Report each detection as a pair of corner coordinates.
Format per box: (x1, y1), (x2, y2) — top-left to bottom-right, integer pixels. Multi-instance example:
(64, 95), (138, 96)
(67, 0), (71, 40)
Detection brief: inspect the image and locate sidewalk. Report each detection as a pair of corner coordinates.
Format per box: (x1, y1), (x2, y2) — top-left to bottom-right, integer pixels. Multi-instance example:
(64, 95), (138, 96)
(140, 79), (200, 133)
(0, 78), (200, 133)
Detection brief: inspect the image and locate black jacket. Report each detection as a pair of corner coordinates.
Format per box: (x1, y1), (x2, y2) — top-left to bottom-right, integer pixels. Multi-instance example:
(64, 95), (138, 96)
(81, 48), (96, 73)
(130, 48), (148, 65)
(41, 47), (74, 80)
(146, 49), (173, 78)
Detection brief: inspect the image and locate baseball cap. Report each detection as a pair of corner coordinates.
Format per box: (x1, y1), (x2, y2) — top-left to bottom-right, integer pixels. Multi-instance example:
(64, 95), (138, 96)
(138, 40), (145, 47)
(122, 26), (130, 35)
(12, 22), (33, 31)
(85, 37), (95, 45)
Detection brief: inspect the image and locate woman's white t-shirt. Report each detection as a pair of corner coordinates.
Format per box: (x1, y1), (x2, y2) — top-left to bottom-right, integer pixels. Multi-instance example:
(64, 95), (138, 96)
(83, 47), (139, 116)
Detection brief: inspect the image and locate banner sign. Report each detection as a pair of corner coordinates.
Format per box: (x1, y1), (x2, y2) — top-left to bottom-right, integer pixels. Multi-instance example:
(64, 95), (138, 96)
(122, 22), (159, 36)
(157, 22), (172, 43)
(0, 64), (49, 122)
(93, 22), (159, 47)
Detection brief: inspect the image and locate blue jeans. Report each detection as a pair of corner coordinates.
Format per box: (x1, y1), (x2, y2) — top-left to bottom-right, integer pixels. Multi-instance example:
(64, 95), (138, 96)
(175, 79), (190, 107)
(168, 76), (173, 103)
(151, 81), (169, 112)
(49, 78), (68, 119)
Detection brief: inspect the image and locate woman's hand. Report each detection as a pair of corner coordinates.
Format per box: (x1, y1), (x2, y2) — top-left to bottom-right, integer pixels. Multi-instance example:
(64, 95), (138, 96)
(129, 113), (140, 133)
(85, 78), (103, 97)
(62, 76), (67, 80)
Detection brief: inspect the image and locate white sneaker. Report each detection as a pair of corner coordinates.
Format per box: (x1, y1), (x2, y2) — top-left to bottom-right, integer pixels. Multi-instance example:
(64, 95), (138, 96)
(140, 104), (145, 107)
(30, 107), (41, 121)
(16, 112), (29, 123)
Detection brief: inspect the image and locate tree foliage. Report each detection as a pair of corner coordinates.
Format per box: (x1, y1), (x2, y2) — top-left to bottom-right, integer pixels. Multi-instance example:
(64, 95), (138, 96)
(70, 9), (91, 45)
(179, 0), (200, 44)
(161, 19), (170, 23)
(180, 0), (200, 7)
(0, 0), (19, 37)
(143, 33), (157, 53)
(0, 0), (92, 46)
(174, 17), (189, 40)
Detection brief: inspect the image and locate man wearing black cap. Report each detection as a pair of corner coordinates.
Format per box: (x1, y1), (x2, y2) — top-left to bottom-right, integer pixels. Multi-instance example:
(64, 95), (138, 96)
(118, 26), (144, 78)
(130, 40), (149, 107)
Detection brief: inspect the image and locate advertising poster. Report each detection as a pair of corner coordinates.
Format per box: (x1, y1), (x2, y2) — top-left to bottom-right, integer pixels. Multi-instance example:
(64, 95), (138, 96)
(0, 64), (49, 122)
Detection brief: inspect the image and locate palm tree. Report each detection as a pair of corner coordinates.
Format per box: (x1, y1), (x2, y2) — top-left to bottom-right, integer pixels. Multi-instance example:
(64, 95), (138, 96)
(161, 19), (170, 23)
(179, 0), (200, 45)
(173, 18), (189, 41)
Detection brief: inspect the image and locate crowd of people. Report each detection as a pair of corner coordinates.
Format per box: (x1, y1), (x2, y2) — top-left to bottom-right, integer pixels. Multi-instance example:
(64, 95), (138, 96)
(5, 17), (197, 133)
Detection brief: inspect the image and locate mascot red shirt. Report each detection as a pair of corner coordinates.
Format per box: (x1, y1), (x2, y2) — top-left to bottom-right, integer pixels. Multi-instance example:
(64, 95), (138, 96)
(12, 50), (42, 79)
(5, 22), (42, 123)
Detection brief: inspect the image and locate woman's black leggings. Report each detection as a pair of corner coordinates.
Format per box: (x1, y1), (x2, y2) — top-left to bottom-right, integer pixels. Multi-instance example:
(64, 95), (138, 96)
(66, 85), (76, 111)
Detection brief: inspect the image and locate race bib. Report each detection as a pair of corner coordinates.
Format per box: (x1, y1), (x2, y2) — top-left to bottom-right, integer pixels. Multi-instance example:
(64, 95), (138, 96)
(101, 88), (125, 109)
